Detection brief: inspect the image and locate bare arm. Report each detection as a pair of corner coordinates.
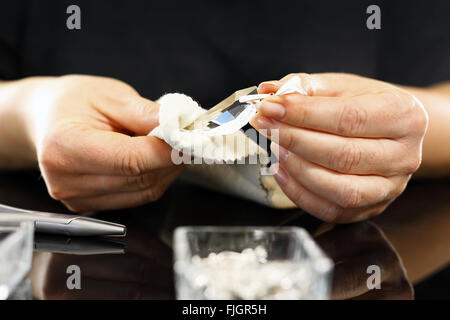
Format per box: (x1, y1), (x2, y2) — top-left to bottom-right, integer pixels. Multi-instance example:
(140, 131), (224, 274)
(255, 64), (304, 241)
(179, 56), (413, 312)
(0, 78), (45, 169)
(404, 82), (450, 177)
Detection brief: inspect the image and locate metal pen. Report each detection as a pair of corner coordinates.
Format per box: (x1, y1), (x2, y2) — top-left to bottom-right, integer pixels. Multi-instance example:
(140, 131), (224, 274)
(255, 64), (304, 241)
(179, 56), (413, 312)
(0, 204), (126, 237)
(34, 234), (126, 255)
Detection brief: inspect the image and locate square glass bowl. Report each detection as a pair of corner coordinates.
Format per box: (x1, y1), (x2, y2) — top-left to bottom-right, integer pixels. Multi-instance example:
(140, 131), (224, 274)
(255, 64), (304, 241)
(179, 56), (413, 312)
(0, 221), (34, 300)
(174, 226), (333, 300)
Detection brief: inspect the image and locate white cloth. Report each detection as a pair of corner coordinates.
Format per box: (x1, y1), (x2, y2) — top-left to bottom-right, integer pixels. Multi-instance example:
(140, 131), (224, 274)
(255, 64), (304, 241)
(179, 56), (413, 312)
(148, 77), (305, 208)
(149, 93), (261, 162)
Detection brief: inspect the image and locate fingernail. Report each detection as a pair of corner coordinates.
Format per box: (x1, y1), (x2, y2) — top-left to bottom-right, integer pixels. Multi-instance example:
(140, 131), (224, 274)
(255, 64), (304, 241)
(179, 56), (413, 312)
(260, 101), (286, 119)
(271, 142), (289, 163)
(258, 81), (281, 93)
(252, 116), (274, 130)
(270, 163), (289, 186)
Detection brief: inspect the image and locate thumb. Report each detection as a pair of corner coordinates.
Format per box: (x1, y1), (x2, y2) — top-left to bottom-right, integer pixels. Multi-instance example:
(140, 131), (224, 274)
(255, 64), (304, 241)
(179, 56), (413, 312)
(258, 74), (312, 95)
(257, 74), (305, 94)
(101, 95), (161, 136)
(258, 80), (282, 94)
(259, 73), (359, 97)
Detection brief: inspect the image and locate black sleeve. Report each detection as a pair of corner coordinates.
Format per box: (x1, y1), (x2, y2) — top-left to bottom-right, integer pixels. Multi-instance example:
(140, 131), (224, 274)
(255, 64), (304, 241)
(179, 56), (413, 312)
(0, 1), (26, 80)
(377, 1), (450, 87)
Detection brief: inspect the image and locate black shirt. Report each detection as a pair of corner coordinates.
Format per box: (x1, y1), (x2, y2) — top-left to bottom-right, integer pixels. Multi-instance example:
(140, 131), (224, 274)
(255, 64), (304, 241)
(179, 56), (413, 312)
(1, 0), (449, 107)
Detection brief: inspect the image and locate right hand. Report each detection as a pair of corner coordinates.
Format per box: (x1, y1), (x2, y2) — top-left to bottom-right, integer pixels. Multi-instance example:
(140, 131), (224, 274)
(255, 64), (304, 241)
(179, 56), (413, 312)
(24, 75), (183, 212)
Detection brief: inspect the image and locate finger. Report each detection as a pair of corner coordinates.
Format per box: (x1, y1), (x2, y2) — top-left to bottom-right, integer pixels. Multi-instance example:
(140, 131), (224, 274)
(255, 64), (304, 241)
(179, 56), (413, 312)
(50, 167), (183, 200)
(271, 162), (394, 222)
(254, 92), (414, 138)
(52, 128), (176, 175)
(272, 146), (403, 209)
(259, 73), (382, 97)
(269, 163), (346, 222)
(258, 74), (317, 95)
(96, 95), (161, 135)
(258, 81), (283, 94)
(253, 118), (410, 175)
(63, 169), (180, 212)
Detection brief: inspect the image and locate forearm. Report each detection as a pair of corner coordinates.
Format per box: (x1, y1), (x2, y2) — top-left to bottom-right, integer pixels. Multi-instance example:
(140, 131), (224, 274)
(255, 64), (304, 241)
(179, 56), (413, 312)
(403, 82), (450, 177)
(0, 77), (53, 169)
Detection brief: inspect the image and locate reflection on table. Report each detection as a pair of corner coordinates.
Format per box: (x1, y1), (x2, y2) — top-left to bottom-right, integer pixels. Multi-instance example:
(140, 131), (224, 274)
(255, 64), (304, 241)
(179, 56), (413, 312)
(0, 171), (448, 299)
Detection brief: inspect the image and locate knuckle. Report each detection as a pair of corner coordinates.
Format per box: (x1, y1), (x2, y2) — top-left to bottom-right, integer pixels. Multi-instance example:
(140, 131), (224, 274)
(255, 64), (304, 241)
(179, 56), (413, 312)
(330, 141), (362, 172)
(141, 187), (163, 203)
(404, 153), (422, 173)
(283, 129), (296, 152)
(363, 205), (386, 221)
(129, 97), (150, 115)
(337, 183), (362, 209)
(320, 205), (344, 223)
(392, 182), (406, 199)
(375, 205), (386, 216)
(398, 141), (423, 174)
(117, 150), (145, 175)
(370, 205), (385, 217)
(47, 184), (77, 201)
(126, 96), (155, 118)
(47, 185), (65, 201)
(394, 91), (429, 136)
(38, 127), (76, 173)
(291, 187), (306, 208)
(409, 105), (429, 136)
(336, 99), (367, 136)
(62, 201), (85, 213)
(128, 173), (155, 190)
(38, 140), (61, 172)
(286, 95), (308, 125)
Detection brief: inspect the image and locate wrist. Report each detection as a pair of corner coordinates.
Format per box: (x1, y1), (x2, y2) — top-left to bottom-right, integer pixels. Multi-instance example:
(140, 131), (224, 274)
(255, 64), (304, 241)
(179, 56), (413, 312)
(0, 77), (55, 168)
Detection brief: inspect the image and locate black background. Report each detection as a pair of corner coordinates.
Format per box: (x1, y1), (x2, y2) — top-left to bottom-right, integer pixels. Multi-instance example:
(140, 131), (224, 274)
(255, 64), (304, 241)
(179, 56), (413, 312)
(0, 0), (449, 299)
(1, 0), (450, 108)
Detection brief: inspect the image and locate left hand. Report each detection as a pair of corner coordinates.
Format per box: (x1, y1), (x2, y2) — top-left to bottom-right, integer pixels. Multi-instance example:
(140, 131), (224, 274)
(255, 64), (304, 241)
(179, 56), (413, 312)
(250, 73), (428, 223)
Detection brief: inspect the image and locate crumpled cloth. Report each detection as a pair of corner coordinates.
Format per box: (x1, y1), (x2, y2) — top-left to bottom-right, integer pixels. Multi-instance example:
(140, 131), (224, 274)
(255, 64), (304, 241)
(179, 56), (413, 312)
(149, 76), (305, 162)
(148, 77), (305, 208)
(149, 93), (261, 162)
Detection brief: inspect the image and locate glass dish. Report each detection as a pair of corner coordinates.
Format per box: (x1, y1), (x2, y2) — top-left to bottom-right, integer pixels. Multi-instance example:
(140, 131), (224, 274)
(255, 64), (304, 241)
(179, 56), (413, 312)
(174, 226), (333, 300)
(0, 221), (34, 300)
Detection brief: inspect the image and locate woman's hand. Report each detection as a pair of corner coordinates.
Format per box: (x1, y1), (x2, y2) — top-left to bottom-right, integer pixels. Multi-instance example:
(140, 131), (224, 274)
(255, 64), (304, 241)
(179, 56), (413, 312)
(22, 75), (182, 212)
(251, 73), (428, 223)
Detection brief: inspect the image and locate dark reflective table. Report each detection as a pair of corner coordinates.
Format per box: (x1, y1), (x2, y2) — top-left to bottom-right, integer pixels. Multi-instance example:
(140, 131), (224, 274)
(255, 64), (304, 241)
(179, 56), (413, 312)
(1, 170), (449, 300)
